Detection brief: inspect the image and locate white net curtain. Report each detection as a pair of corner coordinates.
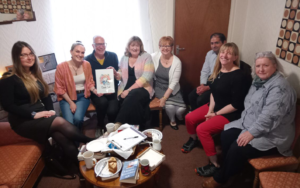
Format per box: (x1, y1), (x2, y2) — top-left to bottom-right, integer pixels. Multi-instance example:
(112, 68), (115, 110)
(50, 0), (153, 63)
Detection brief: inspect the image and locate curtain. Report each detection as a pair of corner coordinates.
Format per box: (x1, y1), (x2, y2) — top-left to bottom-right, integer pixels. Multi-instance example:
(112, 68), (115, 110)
(49, 0), (153, 63)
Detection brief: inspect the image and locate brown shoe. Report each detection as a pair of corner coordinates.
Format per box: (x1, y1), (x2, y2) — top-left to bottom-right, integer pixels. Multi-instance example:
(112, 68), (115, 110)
(202, 177), (222, 188)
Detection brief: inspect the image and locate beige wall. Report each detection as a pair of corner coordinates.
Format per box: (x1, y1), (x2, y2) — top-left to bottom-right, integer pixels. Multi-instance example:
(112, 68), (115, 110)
(149, 0), (175, 52)
(0, 0), (54, 76)
(228, 0), (300, 97)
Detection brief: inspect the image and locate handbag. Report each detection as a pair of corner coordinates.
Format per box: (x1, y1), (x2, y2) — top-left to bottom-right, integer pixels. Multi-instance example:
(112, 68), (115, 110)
(43, 142), (76, 179)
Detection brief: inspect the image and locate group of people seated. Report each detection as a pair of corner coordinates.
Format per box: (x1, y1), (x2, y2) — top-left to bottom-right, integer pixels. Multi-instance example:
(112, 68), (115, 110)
(0, 32), (297, 188)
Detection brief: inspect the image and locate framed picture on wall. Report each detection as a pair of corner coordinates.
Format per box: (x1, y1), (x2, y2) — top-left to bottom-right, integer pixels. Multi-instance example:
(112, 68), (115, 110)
(0, 1), (36, 25)
(38, 53), (57, 72)
(5, 65), (13, 71)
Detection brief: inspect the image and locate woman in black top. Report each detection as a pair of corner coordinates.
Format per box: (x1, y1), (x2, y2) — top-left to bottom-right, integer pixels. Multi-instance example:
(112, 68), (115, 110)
(0, 41), (94, 173)
(182, 43), (251, 177)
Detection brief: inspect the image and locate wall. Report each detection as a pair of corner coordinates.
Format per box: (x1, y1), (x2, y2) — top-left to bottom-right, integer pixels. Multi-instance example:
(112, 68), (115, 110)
(228, 0), (300, 97)
(149, 0), (175, 52)
(0, 0), (55, 76)
(0, 0), (174, 76)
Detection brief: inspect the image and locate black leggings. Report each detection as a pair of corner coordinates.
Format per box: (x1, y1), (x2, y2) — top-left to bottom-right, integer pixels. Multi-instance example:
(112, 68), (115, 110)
(213, 128), (279, 184)
(48, 117), (94, 163)
(188, 88), (211, 111)
(115, 88), (150, 125)
(90, 92), (119, 129)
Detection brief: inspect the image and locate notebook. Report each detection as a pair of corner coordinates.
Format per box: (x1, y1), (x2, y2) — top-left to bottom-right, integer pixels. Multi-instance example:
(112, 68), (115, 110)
(108, 127), (146, 151)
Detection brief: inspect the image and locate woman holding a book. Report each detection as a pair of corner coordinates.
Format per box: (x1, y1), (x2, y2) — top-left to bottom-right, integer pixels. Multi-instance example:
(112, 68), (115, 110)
(108, 36), (154, 129)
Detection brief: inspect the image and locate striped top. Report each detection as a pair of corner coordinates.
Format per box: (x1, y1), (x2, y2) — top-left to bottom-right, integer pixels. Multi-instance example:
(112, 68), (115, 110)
(118, 52), (154, 98)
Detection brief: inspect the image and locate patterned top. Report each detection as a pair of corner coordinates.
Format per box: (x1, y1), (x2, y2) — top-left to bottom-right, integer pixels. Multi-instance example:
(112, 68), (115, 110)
(117, 53), (155, 98)
(225, 72), (297, 156)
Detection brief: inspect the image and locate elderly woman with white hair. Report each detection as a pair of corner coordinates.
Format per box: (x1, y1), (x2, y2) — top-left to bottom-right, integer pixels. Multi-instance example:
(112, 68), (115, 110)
(203, 51), (297, 188)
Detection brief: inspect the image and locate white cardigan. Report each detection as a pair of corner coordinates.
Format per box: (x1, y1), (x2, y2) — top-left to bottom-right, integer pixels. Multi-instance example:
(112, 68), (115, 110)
(151, 51), (182, 95)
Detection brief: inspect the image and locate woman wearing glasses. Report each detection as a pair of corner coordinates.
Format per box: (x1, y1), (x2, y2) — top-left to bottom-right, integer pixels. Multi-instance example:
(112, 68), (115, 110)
(202, 51), (297, 188)
(0, 41), (94, 175)
(85, 36), (119, 136)
(108, 36), (154, 130)
(55, 41), (98, 130)
(151, 36), (186, 130)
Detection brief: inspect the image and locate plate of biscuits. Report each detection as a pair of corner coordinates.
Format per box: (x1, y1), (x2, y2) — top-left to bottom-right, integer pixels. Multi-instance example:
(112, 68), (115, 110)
(94, 157), (122, 178)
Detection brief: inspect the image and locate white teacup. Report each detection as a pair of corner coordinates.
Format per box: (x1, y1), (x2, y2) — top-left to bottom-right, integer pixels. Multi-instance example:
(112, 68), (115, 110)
(83, 151), (97, 169)
(106, 123), (115, 134)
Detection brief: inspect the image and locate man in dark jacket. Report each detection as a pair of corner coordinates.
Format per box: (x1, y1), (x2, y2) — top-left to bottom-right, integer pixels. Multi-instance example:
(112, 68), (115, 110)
(85, 36), (119, 137)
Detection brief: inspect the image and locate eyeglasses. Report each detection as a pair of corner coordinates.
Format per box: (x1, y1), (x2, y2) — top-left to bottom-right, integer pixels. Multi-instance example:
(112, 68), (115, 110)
(159, 45), (172, 48)
(20, 53), (35, 59)
(94, 43), (107, 47)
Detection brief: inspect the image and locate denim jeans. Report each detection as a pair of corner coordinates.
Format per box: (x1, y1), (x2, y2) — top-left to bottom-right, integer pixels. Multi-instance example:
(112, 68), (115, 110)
(59, 93), (90, 130)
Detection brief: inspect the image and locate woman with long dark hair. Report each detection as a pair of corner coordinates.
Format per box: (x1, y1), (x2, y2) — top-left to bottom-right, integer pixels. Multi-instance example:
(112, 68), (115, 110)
(0, 41), (94, 175)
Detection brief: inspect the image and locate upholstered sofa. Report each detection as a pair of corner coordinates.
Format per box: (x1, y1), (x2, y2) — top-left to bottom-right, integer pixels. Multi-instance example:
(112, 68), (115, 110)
(0, 122), (44, 188)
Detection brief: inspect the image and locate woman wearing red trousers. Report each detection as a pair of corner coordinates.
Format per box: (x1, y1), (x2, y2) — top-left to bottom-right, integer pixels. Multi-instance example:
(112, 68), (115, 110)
(182, 43), (251, 177)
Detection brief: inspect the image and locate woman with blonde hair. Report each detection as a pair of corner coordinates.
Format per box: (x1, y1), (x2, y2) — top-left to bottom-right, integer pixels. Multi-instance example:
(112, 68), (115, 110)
(55, 41), (98, 130)
(152, 36), (186, 130)
(182, 43), (252, 177)
(0, 41), (94, 176)
(108, 36), (154, 129)
(203, 52), (296, 187)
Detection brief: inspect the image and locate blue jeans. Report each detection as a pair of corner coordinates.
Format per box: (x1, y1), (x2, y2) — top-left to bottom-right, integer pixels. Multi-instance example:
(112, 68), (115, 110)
(59, 93), (90, 130)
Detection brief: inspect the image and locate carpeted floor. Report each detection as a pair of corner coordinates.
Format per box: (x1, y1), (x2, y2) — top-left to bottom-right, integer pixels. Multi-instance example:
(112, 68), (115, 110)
(34, 113), (254, 188)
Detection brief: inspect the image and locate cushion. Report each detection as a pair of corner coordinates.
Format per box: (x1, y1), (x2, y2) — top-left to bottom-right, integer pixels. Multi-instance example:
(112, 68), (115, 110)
(0, 122), (32, 146)
(0, 142), (42, 188)
(249, 155), (299, 171)
(259, 171), (300, 188)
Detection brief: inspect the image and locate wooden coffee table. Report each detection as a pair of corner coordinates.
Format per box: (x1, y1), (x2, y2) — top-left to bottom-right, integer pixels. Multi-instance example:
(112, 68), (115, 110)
(79, 146), (161, 188)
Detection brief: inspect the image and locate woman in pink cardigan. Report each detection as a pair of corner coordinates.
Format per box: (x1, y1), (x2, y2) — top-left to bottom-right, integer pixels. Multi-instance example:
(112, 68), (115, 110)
(108, 36), (154, 130)
(55, 41), (100, 130)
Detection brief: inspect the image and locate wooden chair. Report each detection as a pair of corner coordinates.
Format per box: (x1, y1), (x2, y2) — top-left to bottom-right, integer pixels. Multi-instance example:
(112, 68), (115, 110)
(87, 102), (96, 112)
(86, 98), (163, 131)
(249, 104), (300, 188)
(149, 97), (163, 131)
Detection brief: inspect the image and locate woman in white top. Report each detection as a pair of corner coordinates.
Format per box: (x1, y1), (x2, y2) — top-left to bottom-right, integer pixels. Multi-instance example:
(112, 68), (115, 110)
(152, 36), (186, 130)
(55, 41), (100, 130)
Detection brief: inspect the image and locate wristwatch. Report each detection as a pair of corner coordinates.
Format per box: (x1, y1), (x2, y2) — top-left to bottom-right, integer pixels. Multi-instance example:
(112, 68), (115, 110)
(31, 111), (37, 118)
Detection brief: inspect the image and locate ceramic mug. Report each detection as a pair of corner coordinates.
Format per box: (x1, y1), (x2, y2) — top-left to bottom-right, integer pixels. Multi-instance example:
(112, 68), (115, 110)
(150, 138), (162, 151)
(83, 151), (97, 169)
(140, 159), (151, 176)
(106, 123), (115, 134)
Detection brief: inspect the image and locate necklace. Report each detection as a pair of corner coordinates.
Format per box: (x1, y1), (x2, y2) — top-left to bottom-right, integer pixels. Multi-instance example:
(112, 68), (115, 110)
(71, 66), (78, 75)
(70, 61), (80, 75)
(218, 72), (223, 79)
(161, 56), (172, 65)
